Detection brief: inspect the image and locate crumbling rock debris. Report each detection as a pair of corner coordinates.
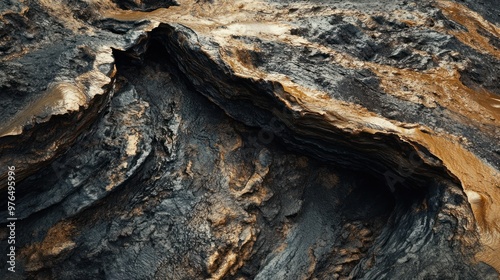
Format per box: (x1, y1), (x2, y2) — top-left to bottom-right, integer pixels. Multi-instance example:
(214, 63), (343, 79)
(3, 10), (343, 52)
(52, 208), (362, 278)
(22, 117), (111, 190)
(0, 0), (499, 279)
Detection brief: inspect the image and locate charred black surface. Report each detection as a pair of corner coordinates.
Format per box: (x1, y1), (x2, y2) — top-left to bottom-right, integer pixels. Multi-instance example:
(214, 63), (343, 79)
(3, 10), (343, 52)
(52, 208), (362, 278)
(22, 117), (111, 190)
(112, 0), (178, 12)
(1, 0), (499, 279)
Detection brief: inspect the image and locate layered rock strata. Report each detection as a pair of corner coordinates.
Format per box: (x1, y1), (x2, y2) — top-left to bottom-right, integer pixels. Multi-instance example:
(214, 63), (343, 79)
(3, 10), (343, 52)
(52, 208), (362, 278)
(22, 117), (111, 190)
(0, 0), (499, 279)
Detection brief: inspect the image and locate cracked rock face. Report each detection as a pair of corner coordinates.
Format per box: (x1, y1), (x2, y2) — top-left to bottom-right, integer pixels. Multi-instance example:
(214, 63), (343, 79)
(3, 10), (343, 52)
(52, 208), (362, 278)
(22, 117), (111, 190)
(0, 0), (499, 279)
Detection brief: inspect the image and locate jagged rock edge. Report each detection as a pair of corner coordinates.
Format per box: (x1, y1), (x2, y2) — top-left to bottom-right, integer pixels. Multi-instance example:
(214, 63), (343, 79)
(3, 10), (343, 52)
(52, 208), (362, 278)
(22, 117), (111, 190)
(121, 23), (464, 194)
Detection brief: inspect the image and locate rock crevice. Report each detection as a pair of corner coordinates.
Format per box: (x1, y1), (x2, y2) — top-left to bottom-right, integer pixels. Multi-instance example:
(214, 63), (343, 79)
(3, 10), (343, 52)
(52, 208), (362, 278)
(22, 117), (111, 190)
(1, 0), (499, 279)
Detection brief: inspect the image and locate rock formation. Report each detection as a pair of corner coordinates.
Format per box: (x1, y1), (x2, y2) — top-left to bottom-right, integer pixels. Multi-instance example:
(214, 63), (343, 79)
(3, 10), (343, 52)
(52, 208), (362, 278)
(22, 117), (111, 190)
(0, 0), (499, 279)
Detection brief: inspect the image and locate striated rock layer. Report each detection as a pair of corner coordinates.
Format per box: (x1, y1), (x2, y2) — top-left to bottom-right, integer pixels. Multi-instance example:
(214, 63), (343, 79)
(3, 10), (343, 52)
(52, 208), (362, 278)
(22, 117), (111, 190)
(0, 0), (499, 279)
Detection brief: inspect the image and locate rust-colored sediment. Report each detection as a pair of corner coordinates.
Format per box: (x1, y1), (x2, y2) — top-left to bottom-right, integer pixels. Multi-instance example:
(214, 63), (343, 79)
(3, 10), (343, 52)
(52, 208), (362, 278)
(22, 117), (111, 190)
(217, 38), (500, 270)
(208, 14), (499, 132)
(373, 66), (499, 128)
(19, 221), (76, 271)
(0, 47), (115, 138)
(7, 0), (499, 272)
(0, 82), (87, 137)
(436, 1), (500, 59)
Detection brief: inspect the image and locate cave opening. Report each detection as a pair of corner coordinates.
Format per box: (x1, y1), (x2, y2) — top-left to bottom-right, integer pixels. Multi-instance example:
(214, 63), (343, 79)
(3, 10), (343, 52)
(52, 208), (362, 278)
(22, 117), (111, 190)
(107, 30), (488, 279)
(339, 172), (397, 222)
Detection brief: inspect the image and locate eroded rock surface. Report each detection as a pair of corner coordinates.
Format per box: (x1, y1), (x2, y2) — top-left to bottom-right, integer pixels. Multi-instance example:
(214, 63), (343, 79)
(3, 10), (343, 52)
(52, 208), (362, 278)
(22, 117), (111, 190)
(0, 0), (499, 279)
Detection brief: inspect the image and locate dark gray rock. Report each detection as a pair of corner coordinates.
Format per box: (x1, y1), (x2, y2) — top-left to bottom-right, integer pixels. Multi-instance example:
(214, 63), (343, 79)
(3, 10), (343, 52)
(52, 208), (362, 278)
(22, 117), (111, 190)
(1, 0), (499, 279)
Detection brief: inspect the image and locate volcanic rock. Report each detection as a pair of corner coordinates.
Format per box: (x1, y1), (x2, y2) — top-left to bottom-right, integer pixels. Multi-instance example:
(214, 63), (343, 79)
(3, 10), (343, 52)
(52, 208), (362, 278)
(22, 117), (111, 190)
(0, 0), (499, 279)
